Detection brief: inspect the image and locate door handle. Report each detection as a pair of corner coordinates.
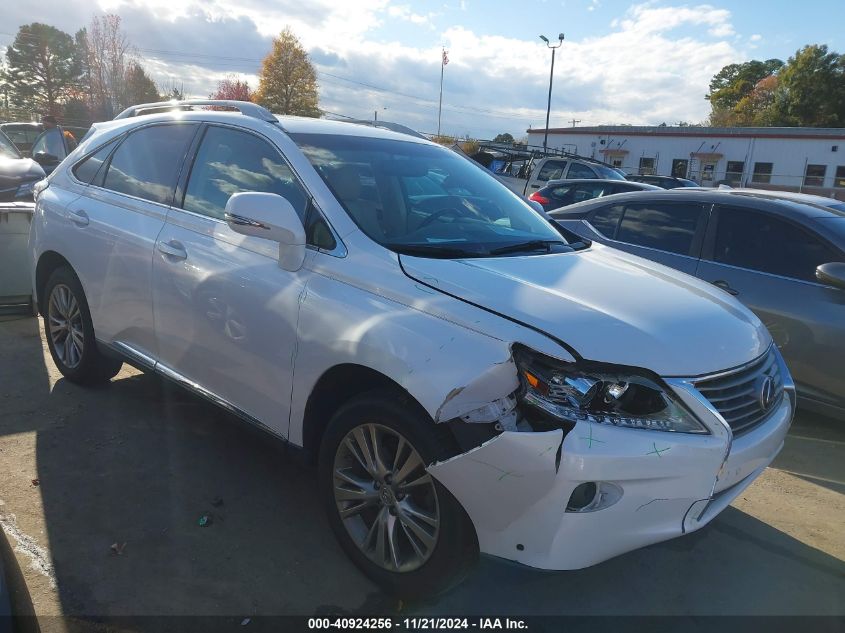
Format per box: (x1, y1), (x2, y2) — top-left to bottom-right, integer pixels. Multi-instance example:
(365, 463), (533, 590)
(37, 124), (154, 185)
(68, 209), (89, 226)
(711, 279), (739, 296)
(157, 240), (187, 260)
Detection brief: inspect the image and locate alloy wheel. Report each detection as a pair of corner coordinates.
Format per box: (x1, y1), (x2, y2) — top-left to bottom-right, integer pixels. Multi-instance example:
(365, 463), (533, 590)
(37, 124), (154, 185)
(333, 423), (440, 573)
(48, 284), (85, 369)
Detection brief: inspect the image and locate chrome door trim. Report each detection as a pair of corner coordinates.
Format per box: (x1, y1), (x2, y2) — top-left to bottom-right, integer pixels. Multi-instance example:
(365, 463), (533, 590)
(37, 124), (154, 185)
(108, 340), (156, 369)
(155, 362), (287, 442)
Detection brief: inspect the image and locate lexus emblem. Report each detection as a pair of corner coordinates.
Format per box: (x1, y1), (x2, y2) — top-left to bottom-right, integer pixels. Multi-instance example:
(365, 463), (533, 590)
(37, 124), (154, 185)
(758, 375), (776, 410)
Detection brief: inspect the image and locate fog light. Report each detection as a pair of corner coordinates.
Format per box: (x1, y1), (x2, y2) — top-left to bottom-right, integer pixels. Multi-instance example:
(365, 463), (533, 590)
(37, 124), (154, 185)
(567, 482), (598, 511)
(566, 481), (623, 513)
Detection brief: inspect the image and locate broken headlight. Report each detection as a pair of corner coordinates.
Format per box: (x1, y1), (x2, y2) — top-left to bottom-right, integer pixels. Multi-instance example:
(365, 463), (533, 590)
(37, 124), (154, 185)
(515, 348), (708, 434)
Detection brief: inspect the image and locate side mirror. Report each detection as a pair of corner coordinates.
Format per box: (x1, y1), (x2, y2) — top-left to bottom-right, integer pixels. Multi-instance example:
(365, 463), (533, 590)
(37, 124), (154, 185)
(224, 192), (306, 271)
(33, 151), (59, 166)
(816, 262), (845, 290)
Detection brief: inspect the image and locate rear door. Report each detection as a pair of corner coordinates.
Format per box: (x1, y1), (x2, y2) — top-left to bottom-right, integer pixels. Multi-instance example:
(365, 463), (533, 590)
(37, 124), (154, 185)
(695, 205), (845, 407)
(64, 122), (198, 361)
(586, 199), (708, 274)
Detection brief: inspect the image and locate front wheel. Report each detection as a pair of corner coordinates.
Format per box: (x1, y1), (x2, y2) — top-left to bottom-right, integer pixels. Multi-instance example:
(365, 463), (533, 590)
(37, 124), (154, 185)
(43, 266), (122, 385)
(319, 391), (478, 596)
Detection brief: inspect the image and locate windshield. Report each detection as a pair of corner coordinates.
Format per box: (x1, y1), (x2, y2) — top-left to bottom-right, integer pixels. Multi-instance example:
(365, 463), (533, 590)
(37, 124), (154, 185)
(290, 133), (569, 257)
(0, 131), (21, 159)
(593, 164), (626, 180)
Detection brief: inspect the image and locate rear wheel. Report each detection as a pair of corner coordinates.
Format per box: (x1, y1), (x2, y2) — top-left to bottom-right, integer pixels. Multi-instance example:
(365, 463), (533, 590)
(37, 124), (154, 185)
(319, 391), (477, 596)
(43, 267), (122, 384)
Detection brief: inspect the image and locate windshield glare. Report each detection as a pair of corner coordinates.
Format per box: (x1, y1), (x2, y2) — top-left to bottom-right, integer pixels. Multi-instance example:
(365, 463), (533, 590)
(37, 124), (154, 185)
(290, 133), (566, 257)
(0, 132), (21, 159)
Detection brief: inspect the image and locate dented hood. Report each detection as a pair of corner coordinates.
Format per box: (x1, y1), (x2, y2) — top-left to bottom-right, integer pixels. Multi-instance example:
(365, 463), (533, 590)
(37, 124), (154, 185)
(400, 246), (770, 377)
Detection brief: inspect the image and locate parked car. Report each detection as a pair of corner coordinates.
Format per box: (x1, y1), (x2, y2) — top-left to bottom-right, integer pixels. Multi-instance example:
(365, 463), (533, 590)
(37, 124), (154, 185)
(727, 188), (845, 212)
(527, 178), (660, 212)
(0, 129), (45, 202)
(550, 189), (845, 419)
(0, 122), (44, 157)
(627, 174), (699, 189)
(522, 155), (626, 195)
(30, 100), (794, 595)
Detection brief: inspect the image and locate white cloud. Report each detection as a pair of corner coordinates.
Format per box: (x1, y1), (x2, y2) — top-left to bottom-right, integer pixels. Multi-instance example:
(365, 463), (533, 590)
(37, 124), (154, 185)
(750, 33), (762, 41)
(3, 0), (744, 137)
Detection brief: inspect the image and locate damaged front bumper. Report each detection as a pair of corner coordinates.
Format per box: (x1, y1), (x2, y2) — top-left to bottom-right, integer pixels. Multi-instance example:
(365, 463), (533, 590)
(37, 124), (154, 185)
(427, 377), (794, 570)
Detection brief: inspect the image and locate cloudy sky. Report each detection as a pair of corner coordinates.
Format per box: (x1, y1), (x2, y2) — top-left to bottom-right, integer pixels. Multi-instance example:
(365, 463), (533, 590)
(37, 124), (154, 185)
(2, 0), (844, 138)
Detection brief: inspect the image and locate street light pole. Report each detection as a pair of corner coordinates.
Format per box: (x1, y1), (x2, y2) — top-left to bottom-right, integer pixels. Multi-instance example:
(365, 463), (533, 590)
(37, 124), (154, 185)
(540, 33), (564, 153)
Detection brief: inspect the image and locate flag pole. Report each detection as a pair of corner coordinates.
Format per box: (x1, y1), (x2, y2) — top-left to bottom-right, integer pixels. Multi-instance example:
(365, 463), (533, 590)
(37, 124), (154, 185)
(437, 47), (445, 136)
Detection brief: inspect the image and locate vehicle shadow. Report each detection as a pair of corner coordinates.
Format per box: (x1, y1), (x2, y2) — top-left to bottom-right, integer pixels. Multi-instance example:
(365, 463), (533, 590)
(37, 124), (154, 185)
(1, 316), (843, 620)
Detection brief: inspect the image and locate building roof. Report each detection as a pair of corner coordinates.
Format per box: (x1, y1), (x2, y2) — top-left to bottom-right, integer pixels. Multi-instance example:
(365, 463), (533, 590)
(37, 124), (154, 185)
(526, 125), (845, 140)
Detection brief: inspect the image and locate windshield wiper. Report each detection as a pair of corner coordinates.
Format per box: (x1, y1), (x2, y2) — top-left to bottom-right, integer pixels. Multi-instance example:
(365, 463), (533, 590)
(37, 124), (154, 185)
(488, 240), (569, 256)
(388, 243), (483, 258)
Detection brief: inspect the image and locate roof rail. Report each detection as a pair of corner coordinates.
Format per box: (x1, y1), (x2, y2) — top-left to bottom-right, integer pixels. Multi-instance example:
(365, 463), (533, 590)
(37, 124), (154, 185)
(113, 100), (277, 123)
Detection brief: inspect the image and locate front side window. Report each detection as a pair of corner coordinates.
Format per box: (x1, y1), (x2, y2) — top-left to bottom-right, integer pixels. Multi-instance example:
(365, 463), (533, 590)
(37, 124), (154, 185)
(616, 202), (703, 255)
(0, 132), (20, 159)
(103, 124), (197, 204)
(536, 160), (567, 182)
(183, 126), (308, 221)
(804, 164), (826, 187)
(31, 128), (66, 159)
(291, 133), (568, 257)
(752, 162), (773, 184)
(713, 206), (838, 283)
(589, 205), (623, 238)
(567, 163), (597, 179)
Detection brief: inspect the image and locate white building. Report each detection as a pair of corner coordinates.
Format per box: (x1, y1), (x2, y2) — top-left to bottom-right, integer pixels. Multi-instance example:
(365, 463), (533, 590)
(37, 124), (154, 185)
(526, 125), (845, 198)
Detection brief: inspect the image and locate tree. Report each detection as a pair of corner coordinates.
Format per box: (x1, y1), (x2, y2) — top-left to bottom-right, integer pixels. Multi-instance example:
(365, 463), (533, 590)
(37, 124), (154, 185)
(78, 14), (132, 118)
(254, 28), (319, 117)
(778, 45), (845, 127)
(210, 75), (253, 101)
(492, 132), (514, 143)
(3, 23), (82, 115)
(124, 61), (160, 105)
(707, 59), (783, 112)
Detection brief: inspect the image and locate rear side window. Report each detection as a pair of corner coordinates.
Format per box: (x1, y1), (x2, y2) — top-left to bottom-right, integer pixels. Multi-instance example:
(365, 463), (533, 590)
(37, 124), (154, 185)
(183, 126), (308, 221)
(567, 163), (597, 179)
(72, 139), (117, 184)
(536, 160), (567, 182)
(713, 206), (838, 283)
(589, 205), (623, 238)
(103, 124), (197, 204)
(572, 183), (609, 203)
(616, 202), (703, 255)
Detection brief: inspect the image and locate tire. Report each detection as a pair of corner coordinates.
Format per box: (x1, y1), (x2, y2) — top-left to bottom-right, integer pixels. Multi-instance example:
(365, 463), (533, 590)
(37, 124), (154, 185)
(318, 390), (478, 597)
(42, 266), (122, 385)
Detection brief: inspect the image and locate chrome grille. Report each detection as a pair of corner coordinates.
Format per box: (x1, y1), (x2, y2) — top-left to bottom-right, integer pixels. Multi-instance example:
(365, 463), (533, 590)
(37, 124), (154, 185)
(694, 347), (783, 435)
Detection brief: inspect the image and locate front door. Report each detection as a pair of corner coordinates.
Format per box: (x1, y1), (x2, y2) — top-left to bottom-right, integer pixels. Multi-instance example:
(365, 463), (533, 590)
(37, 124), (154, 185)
(696, 205), (845, 408)
(152, 124), (312, 437)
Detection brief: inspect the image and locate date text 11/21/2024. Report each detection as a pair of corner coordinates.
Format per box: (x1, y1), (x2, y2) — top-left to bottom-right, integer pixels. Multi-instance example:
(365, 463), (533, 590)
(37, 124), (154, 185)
(307, 618), (529, 629)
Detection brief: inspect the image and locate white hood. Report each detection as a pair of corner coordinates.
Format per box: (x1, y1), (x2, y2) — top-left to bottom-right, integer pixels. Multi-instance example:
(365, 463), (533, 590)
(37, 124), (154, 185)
(400, 245), (770, 377)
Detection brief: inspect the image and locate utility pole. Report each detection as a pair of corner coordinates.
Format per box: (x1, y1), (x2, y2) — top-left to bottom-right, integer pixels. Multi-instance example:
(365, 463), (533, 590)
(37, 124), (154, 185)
(569, 118), (581, 127)
(540, 33), (564, 153)
(437, 48), (449, 136)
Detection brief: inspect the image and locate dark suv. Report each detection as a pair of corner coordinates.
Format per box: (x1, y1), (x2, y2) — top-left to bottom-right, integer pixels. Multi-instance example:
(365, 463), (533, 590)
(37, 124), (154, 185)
(550, 189), (845, 419)
(0, 129), (45, 201)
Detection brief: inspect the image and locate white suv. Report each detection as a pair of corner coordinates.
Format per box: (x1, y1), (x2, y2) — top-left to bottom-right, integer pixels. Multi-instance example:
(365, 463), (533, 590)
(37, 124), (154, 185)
(30, 100), (794, 596)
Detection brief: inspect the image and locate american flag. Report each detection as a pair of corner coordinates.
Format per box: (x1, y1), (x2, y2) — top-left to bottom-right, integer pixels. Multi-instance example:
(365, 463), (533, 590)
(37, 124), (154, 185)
(442, 49), (449, 66)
